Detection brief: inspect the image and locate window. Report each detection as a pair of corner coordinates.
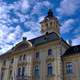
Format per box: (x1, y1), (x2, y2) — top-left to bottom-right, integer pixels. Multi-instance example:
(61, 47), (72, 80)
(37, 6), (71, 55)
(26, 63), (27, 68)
(50, 22), (52, 26)
(47, 63), (53, 76)
(19, 55), (22, 61)
(48, 49), (52, 56)
(22, 67), (25, 76)
(11, 58), (14, 64)
(34, 65), (40, 77)
(1, 71), (4, 80)
(23, 54), (26, 60)
(3, 60), (6, 65)
(9, 70), (13, 79)
(10, 70), (12, 75)
(46, 23), (48, 27)
(66, 63), (73, 74)
(17, 67), (21, 76)
(36, 52), (39, 59)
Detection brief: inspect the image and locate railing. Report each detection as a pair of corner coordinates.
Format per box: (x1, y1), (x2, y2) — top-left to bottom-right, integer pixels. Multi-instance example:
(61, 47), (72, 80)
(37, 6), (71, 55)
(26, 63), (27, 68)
(46, 55), (54, 63)
(16, 75), (32, 80)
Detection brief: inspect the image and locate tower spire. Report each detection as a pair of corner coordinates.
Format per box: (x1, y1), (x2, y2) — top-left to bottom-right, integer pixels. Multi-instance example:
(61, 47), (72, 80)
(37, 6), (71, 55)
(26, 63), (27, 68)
(47, 9), (53, 17)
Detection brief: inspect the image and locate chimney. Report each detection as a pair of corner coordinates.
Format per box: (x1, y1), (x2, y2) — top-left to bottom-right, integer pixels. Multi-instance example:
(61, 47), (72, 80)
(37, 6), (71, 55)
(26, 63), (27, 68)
(68, 40), (72, 46)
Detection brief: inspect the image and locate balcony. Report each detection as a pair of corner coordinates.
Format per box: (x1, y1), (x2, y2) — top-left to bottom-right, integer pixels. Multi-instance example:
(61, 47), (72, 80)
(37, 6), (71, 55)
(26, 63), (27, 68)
(16, 76), (32, 80)
(17, 60), (27, 67)
(46, 55), (54, 63)
(46, 74), (55, 80)
(32, 58), (40, 65)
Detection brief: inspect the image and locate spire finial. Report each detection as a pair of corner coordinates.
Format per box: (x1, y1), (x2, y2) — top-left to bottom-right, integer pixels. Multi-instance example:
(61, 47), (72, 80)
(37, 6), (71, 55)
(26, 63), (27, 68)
(47, 9), (53, 17)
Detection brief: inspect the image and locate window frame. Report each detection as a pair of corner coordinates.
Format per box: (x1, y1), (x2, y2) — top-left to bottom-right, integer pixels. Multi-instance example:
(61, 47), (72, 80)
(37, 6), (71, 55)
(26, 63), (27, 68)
(34, 65), (40, 77)
(47, 63), (53, 76)
(66, 62), (73, 74)
(35, 52), (40, 59)
(48, 49), (52, 56)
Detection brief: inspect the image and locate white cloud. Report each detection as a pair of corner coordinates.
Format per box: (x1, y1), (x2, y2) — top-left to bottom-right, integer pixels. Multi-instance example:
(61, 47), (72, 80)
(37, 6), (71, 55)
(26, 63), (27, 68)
(60, 19), (75, 33)
(56, 0), (80, 15)
(38, 16), (45, 22)
(22, 31), (37, 40)
(24, 21), (40, 32)
(0, 44), (13, 55)
(0, 25), (23, 54)
(31, 1), (52, 15)
(72, 35), (80, 45)
(20, 0), (30, 13)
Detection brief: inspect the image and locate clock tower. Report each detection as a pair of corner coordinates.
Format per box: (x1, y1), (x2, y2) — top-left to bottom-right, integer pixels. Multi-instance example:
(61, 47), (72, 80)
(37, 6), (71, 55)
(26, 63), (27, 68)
(40, 9), (60, 36)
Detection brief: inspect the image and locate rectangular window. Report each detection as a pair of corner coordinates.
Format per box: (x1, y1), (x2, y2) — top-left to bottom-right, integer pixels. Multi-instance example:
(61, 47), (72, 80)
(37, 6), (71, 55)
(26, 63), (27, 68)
(36, 52), (39, 59)
(11, 58), (14, 64)
(3, 60), (6, 65)
(1, 71), (4, 80)
(47, 63), (53, 76)
(19, 55), (22, 61)
(23, 54), (26, 60)
(66, 63), (73, 74)
(22, 67), (25, 76)
(17, 67), (21, 76)
(48, 49), (52, 56)
(35, 65), (40, 78)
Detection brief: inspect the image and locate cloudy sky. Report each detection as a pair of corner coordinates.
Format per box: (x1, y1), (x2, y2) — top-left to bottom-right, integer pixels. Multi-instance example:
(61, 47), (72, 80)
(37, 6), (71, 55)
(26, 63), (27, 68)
(0, 0), (80, 54)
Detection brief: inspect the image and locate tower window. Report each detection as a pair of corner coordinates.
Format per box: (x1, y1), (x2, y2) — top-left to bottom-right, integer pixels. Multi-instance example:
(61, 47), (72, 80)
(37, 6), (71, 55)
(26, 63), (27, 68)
(47, 63), (53, 75)
(48, 49), (52, 56)
(50, 22), (52, 26)
(46, 23), (48, 27)
(66, 63), (73, 74)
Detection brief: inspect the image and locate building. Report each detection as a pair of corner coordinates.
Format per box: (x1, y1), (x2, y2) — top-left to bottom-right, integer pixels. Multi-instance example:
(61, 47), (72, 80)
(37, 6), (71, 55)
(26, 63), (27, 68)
(0, 9), (80, 80)
(62, 45), (80, 80)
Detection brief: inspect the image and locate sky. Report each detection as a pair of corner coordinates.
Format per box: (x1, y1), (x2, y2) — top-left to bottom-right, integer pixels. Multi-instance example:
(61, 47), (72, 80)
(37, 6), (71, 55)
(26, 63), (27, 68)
(0, 0), (80, 54)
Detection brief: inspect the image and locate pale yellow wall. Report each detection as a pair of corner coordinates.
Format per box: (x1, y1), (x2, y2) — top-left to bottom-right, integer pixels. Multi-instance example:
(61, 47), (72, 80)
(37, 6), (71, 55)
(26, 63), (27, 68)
(63, 54), (80, 80)
(0, 40), (68, 80)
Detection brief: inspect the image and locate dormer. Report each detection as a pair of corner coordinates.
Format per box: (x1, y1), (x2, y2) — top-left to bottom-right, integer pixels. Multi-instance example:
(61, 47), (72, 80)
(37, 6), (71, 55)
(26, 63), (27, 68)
(14, 37), (32, 51)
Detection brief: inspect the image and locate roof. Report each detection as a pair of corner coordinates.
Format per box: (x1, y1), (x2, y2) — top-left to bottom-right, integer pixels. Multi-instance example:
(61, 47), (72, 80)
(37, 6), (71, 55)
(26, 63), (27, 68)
(0, 32), (70, 58)
(29, 32), (60, 46)
(63, 45), (80, 57)
(0, 32), (60, 58)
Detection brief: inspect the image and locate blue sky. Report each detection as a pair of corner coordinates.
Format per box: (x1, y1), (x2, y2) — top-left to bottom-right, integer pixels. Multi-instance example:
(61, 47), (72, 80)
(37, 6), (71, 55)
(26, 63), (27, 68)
(0, 0), (80, 54)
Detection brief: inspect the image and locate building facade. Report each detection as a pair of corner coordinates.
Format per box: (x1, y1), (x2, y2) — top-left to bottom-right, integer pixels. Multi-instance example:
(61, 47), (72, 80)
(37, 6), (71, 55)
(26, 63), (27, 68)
(0, 9), (80, 80)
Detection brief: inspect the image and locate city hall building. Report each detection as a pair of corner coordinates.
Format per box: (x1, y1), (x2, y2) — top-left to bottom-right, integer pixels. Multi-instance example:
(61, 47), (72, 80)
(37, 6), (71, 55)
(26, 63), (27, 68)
(0, 9), (80, 80)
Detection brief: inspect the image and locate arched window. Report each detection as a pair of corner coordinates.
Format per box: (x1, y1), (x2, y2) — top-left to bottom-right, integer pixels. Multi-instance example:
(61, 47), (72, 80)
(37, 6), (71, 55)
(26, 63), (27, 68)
(46, 23), (48, 27)
(34, 65), (40, 77)
(47, 63), (53, 75)
(50, 22), (52, 26)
